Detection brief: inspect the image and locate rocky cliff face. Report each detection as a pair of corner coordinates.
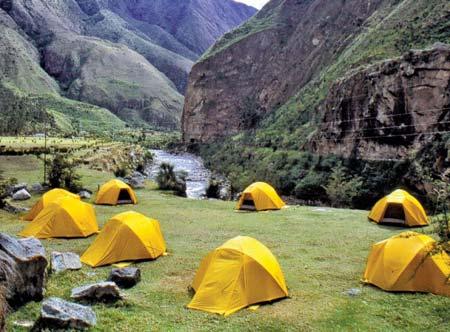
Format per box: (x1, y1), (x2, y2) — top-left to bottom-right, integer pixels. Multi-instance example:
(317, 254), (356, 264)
(312, 44), (450, 160)
(182, 0), (386, 143)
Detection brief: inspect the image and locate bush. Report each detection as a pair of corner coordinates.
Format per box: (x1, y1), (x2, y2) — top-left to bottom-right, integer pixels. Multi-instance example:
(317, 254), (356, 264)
(47, 152), (82, 192)
(294, 171), (326, 201)
(114, 163), (130, 178)
(0, 170), (17, 208)
(324, 164), (363, 208)
(156, 163), (187, 197)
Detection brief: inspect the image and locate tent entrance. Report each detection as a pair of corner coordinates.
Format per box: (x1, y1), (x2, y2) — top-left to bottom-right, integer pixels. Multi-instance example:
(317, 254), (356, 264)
(117, 189), (133, 204)
(240, 194), (256, 211)
(382, 203), (406, 224)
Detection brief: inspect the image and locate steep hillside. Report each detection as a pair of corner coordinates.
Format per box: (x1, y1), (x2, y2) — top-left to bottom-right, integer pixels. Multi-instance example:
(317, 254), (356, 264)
(183, 0), (387, 142)
(0, 0), (255, 133)
(182, 0), (450, 207)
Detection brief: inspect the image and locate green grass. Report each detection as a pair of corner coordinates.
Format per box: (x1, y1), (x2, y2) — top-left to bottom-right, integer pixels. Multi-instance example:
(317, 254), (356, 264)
(0, 156), (449, 331)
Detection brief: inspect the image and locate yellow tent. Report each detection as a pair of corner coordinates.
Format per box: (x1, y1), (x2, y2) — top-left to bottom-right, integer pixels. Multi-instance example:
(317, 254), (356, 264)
(188, 236), (288, 316)
(81, 211), (166, 267)
(23, 188), (80, 221)
(236, 182), (285, 211)
(19, 197), (98, 239)
(95, 179), (137, 205)
(363, 232), (450, 297)
(368, 189), (428, 226)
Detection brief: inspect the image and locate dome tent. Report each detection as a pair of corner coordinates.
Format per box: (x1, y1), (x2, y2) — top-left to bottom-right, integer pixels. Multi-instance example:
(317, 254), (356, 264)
(95, 179), (137, 206)
(368, 189), (428, 227)
(236, 182), (285, 211)
(19, 197), (98, 239)
(363, 232), (450, 297)
(188, 236), (288, 316)
(81, 211), (166, 267)
(23, 188), (80, 221)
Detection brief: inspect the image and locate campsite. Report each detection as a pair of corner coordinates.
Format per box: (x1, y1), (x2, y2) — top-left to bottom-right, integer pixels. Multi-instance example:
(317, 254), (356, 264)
(0, 153), (449, 331)
(0, 0), (449, 330)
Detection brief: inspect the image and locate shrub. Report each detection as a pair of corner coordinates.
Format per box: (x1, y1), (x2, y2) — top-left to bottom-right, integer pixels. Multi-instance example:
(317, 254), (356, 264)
(156, 163), (187, 197)
(114, 163), (130, 177)
(324, 164), (363, 208)
(0, 170), (17, 208)
(294, 171), (326, 201)
(47, 152), (82, 192)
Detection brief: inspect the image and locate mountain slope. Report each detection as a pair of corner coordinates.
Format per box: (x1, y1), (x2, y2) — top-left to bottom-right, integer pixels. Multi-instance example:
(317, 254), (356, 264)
(182, 0), (450, 206)
(0, 0), (256, 132)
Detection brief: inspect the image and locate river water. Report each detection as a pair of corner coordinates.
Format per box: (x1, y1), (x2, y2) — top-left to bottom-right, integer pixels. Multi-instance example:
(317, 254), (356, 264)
(147, 149), (211, 199)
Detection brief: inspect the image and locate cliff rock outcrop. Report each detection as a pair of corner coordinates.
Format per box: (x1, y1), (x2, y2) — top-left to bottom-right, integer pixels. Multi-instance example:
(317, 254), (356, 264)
(182, 0), (386, 143)
(312, 44), (450, 160)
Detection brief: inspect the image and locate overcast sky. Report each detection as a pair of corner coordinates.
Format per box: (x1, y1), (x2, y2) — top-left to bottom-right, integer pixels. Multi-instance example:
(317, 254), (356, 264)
(235, 0), (269, 9)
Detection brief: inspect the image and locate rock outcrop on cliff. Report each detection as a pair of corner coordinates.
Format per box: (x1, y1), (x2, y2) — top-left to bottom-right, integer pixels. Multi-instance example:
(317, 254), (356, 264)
(312, 44), (450, 160)
(182, 0), (386, 143)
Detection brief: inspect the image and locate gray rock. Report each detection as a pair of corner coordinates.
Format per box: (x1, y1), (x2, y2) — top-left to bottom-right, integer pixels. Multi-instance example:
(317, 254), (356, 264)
(71, 282), (122, 303)
(108, 268), (141, 289)
(2, 201), (29, 214)
(8, 183), (28, 195)
(123, 175), (145, 189)
(51, 252), (82, 273)
(0, 234), (47, 309)
(343, 288), (362, 297)
(78, 190), (91, 199)
(30, 183), (45, 194)
(36, 297), (96, 330)
(12, 189), (31, 201)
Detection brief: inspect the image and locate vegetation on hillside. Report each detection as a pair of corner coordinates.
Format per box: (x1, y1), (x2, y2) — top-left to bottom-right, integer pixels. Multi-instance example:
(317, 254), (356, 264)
(197, 0), (450, 208)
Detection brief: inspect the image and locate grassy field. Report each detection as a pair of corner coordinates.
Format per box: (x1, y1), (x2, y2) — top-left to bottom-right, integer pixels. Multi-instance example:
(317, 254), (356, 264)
(0, 156), (449, 331)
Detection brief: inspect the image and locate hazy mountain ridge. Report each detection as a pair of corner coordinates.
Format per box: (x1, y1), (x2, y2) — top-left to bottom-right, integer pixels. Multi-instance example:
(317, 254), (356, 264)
(0, 0), (256, 132)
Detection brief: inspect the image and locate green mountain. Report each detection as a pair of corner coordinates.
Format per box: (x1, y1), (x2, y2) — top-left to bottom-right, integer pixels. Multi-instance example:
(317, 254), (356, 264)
(0, 0), (256, 134)
(182, 0), (450, 207)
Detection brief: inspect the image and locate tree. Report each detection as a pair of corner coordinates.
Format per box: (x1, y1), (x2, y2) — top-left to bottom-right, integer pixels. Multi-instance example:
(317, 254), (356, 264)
(324, 164), (363, 208)
(47, 152), (82, 192)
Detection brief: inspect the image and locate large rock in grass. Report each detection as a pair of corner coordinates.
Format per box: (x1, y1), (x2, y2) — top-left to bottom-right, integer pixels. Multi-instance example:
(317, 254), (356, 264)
(35, 297), (96, 330)
(51, 252), (82, 273)
(108, 268), (141, 289)
(71, 282), (122, 303)
(12, 189), (31, 201)
(0, 233), (47, 309)
(8, 183), (28, 196)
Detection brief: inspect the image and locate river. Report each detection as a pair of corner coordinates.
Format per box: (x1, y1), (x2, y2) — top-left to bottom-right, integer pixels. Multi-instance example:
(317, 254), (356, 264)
(147, 149), (211, 199)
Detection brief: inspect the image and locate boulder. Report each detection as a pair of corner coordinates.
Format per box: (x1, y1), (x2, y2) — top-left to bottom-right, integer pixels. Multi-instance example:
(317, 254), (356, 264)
(30, 183), (45, 194)
(0, 234), (47, 309)
(51, 252), (82, 273)
(8, 183), (28, 195)
(78, 190), (91, 199)
(12, 189), (31, 201)
(2, 201), (29, 214)
(123, 175), (145, 189)
(35, 297), (96, 330)
(108, 268), (141, 289)
(71, 282), (122, 303)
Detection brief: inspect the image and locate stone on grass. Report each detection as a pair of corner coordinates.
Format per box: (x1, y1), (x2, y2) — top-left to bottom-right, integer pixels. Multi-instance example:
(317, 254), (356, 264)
(36, 297), (96, 330)
(30, 183), (45, 194)
(108, 268), (141, 288)
(12, 189), (31, 201)
(343, 288), (361, 297)
(51, 252), (82, 273)
(8, 183), (28, 195)
(0, 233), (47, 309)
(71, 282), (122, 303)
(78, 190), (92, 199)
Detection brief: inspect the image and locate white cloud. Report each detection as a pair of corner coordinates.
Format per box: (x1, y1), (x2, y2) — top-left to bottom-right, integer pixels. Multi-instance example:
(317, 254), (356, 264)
(234, 0), (270, 10)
